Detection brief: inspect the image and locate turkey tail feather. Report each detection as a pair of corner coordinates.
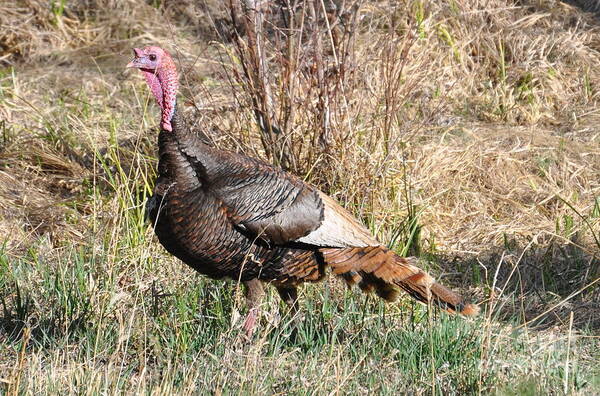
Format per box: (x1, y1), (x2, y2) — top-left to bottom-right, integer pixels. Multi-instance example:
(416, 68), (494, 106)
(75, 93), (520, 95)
(322, 247), (479, 316)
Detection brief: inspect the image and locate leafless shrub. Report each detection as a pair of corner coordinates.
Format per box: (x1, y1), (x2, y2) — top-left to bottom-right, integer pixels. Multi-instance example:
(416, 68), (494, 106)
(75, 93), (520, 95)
(217, 1), (366, 172)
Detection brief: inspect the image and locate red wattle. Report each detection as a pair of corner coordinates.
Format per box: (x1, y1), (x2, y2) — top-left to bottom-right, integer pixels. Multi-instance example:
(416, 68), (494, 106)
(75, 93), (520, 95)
(140, 52), (178, 131)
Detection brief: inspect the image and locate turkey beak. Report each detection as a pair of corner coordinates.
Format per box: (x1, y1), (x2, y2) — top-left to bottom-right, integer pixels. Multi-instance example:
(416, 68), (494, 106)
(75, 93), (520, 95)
(126, 48), (143, 68)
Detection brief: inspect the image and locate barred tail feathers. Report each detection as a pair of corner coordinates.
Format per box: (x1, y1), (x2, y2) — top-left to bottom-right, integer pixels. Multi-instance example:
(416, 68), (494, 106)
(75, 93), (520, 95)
(321, 247), (479, 316)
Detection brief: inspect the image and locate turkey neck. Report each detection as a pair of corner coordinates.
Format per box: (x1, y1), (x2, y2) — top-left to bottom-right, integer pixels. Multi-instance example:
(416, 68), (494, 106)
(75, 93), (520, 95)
(149, 57), (214, 185)
(157, 105), (213, 191)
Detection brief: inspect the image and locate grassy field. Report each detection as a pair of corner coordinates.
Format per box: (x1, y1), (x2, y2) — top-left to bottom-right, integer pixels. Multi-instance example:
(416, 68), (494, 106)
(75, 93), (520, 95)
(1, 0), (599, 394)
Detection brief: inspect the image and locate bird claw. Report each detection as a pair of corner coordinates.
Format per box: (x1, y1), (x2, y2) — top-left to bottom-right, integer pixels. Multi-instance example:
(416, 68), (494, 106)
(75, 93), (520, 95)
(242, 307), (259, 339)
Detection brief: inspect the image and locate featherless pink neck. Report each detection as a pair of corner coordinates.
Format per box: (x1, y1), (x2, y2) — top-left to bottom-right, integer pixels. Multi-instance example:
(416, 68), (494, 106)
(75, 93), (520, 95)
(141, 53), (178, 132)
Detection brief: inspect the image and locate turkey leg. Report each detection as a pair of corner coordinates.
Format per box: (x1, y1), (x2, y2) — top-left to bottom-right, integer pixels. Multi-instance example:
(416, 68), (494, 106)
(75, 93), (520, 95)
(242, 279), (264, 338)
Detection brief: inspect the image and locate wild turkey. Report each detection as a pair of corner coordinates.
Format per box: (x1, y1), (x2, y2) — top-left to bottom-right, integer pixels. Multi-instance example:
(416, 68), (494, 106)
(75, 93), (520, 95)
(126, 46), (478, 335)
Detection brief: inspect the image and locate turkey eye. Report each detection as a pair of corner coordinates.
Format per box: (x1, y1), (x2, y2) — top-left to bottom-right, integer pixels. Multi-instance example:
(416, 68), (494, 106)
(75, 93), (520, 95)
(149, 54), (156, 61)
